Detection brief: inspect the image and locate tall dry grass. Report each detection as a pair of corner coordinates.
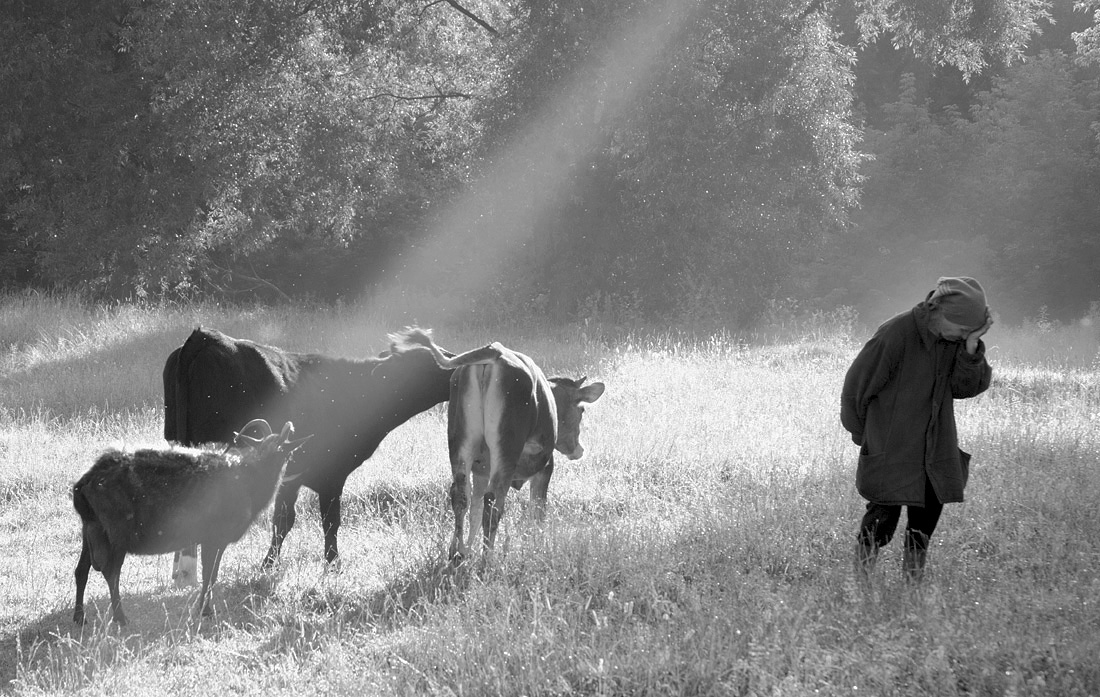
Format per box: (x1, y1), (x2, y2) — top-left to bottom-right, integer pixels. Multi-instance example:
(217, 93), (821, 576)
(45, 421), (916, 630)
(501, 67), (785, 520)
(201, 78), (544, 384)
(1, 292), (1098, 696)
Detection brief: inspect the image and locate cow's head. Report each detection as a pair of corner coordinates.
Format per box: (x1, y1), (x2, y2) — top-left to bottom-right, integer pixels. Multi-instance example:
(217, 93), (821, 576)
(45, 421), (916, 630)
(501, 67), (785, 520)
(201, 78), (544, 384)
(549, 377), (606, 460)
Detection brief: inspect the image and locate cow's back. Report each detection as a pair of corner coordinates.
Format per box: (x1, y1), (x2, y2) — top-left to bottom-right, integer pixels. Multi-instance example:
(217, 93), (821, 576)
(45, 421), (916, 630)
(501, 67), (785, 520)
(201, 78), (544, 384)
(447, 349), (557, 472)
(170, 328), (296, 445)
(163, 346), (182, 442)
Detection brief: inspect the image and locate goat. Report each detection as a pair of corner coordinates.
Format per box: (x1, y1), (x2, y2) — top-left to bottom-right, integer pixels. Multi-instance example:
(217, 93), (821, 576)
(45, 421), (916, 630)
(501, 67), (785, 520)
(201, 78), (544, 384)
(72, 420), (308, 625)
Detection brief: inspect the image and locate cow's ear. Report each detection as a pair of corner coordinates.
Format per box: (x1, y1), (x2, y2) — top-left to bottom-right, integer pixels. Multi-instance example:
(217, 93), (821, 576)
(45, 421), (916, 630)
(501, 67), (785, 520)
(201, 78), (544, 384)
(577, 381), (605, 403)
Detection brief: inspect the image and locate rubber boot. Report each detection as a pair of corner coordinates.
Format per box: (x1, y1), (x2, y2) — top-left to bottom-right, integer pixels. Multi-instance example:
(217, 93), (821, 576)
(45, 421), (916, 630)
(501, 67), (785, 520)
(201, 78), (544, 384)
(903, 531), (928, 584)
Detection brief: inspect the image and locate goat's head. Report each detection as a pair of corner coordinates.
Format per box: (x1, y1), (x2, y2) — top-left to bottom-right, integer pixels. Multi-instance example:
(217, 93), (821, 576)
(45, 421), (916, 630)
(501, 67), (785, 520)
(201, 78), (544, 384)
(232, 419), (312, 460)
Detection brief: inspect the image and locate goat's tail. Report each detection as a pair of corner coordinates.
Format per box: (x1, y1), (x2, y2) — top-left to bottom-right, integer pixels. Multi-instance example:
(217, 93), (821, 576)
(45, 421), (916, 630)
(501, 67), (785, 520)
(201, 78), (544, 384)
(71, 480), (95, 523)
(71, 477), (111, 572)
(398, 328), (501, 370)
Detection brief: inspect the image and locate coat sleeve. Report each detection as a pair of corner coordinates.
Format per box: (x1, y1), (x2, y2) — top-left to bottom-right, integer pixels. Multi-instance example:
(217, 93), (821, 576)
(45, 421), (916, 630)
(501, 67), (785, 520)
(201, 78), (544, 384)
(840, 334), (898, 446)
(950, 339), (992, 399)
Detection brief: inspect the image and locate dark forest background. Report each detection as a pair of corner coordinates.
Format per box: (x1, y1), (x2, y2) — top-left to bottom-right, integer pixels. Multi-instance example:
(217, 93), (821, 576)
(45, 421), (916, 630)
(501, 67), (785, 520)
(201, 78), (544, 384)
(2, 0), (1098, 325)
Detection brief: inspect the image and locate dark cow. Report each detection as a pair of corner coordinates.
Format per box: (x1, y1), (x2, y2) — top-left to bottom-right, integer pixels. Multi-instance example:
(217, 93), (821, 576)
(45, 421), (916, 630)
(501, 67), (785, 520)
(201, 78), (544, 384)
(163, 326), (453, 578)
(398, 329), (605, 561)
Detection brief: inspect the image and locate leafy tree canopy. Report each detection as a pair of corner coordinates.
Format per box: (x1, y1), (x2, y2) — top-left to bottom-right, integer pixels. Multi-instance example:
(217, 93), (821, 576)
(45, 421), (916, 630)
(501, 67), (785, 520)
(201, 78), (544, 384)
(0, 0), (1066, 324)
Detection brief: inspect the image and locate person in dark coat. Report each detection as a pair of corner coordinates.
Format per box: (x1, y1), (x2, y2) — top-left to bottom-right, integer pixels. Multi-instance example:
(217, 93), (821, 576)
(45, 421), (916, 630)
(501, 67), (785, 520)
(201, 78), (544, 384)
(841, 276), (993, 583)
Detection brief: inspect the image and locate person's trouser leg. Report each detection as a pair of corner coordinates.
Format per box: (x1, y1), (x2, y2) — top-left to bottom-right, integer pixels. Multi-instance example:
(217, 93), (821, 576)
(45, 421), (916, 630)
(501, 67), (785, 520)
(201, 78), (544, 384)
(903, 478), (944, 583)
(856, 503), (901, 582)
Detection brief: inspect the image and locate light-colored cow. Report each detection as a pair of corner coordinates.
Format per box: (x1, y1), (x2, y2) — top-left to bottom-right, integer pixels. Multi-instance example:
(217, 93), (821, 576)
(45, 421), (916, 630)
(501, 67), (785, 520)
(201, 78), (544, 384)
(399, 329), (605, 561)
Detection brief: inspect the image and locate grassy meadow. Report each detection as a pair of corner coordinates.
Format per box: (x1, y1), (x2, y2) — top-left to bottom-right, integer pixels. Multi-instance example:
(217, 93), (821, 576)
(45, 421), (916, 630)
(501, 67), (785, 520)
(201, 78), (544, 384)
(1, 291), (1098, 696)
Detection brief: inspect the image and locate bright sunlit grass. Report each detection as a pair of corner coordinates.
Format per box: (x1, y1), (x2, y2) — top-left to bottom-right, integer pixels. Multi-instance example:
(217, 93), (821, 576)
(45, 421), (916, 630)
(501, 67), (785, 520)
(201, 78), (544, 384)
(1, 292), (1098, 695)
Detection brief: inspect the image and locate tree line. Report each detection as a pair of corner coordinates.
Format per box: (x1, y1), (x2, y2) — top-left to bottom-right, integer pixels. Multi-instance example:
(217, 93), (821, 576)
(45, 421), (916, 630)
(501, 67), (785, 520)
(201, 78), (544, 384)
(2, 0), (1092, 324)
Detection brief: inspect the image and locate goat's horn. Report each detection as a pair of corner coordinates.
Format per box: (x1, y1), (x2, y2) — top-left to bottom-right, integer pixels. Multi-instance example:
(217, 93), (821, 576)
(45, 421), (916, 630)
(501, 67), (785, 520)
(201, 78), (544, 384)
(237, 419), (273, 439)
(286, 433), (314, 450)
(253, 422), (296, 450)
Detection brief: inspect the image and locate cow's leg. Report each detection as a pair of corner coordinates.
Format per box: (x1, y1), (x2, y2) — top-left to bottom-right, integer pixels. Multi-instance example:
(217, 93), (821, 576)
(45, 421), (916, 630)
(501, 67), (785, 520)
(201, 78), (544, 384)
(317, 484), (346, 569)
(448, 471), (469, 562)
(481, 419), (525, 550)
(102, 547), (128, 626)
(527, 456), (554, 524)
(172, 546), (199, 588)
(73, 536), (92, 624)
(451, 431), (485, 562)
(195, 543), (224, 619)
(482, 483), (509, 550)
(262, 481), (302, 570)
(449, 368), (486, 562)
(483, 455), (520, 550)
(466, 471), (490, 552)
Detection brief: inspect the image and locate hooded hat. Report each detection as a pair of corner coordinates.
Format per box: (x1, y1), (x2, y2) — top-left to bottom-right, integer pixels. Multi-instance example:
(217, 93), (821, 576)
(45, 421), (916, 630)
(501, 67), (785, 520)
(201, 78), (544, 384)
(929, 276), (987, 328)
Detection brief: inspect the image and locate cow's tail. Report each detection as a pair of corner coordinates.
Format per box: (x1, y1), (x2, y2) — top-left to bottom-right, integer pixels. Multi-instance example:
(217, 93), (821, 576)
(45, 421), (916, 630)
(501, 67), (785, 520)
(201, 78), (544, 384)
(397, 329), (499, 369)
(173, 327), (211, 445)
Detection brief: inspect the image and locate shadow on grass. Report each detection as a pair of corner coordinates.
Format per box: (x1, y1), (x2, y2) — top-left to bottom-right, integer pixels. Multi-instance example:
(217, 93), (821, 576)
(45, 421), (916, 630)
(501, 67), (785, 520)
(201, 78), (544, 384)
(0, 585), (210, 693)
(237, 550), (481, 661)
(2, 550), (474, 692)
(339, 481), (449, 527)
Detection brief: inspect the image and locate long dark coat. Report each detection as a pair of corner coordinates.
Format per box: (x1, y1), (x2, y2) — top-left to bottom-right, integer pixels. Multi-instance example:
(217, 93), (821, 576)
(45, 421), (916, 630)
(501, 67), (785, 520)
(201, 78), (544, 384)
(840, 303), (992, 506)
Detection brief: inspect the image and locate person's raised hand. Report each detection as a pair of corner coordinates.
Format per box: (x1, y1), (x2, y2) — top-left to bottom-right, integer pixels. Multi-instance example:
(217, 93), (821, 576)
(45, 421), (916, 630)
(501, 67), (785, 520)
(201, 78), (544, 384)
(966, 309), (993, 354)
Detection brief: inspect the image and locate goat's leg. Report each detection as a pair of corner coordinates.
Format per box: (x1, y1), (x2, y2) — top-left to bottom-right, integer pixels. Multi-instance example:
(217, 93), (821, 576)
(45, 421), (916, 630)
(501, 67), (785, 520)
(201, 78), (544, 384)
(102, 548), (127, 626)
(196, 544), (225, 619)
(172, 546), (199, 588)
(317, 484), (345, 569)
(262, 482), (301, 570)
(73, 536), (92, 624)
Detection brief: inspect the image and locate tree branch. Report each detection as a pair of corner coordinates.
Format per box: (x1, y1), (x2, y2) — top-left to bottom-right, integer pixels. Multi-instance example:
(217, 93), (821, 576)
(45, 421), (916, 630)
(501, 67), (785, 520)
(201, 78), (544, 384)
(363, 90), (473, 102)
(294, 0), (320, 19)
(207, 259), (294, 303)
(422, 0), (500, 37)
(795, 0), (828, 22)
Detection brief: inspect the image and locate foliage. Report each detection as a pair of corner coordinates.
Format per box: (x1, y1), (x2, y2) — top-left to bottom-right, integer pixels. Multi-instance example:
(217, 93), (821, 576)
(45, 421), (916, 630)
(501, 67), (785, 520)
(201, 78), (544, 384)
(0, 0), (502, 299)
(797, 41), (1100, 324)
(852, 0), (1050, 78)
(1073, 0), (1100, 63)
(0, 0), (1062, 322)
(963, 50), (1100, 318)
(476, 0), (865, 323)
